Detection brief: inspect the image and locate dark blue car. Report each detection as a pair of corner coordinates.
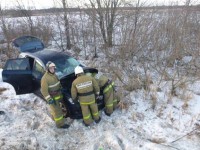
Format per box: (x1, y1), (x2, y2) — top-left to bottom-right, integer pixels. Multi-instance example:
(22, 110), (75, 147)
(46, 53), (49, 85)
(2, 35), (104, 119)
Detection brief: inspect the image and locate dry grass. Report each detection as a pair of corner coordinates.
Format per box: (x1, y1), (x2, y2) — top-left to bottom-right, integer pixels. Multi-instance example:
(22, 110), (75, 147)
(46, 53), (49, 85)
(150, 93), (157, 110)
(114, 87), (131, 111)
(167, 91), (173, 104)
(0, 88), (7, 95)
(181, 93), (193, 110)
(118, 101), (129, 110)
(123, 78), (143, 91)
(149, 137), (166, 144)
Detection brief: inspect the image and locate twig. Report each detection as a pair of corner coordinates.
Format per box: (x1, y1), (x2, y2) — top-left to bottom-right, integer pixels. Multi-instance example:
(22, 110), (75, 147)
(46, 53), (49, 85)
(146, 139), (180, 150)
(159, 143), (181, 150)
(170, 128), (198, 143)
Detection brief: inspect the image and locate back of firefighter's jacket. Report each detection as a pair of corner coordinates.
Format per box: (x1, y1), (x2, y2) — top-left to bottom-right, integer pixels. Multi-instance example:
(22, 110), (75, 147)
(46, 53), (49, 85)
(71, 74), (100, 105)
(94, 73), (109, 88)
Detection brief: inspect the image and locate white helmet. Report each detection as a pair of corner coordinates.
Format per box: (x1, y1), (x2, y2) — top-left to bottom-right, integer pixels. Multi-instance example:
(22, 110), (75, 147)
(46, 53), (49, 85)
(46, 61), (56, 69)
(75, 66), (84, 75)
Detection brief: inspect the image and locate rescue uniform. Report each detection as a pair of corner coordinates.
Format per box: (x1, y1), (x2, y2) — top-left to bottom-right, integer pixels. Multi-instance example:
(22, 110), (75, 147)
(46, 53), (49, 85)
(41, 71), (65, 128)
(94, 72), (118, 115)
(71, 74), (100, 125)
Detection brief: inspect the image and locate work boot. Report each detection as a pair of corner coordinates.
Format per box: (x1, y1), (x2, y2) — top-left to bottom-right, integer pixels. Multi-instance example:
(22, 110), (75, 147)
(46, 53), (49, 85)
(104, 110), (111, 117)
(95, 117), (101, 124)
(60, 124), (70, 129)
(83, 121), (90, 127)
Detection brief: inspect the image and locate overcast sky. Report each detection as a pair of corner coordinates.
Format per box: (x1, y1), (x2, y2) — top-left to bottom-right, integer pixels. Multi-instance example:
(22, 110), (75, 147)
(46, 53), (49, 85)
(0, 0), (199, 9)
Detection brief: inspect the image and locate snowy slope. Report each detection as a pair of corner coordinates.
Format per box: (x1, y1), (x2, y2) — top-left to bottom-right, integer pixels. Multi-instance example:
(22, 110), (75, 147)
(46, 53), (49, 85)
(0, 80), (199, 150)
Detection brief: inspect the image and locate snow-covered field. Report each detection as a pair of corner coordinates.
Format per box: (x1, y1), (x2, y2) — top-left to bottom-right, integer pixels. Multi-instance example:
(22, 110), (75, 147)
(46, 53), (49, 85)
(0, 77), (199, 149)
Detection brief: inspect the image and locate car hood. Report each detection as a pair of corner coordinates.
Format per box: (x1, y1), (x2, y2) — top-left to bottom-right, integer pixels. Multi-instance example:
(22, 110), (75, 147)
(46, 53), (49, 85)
(60, 67), (98, 80)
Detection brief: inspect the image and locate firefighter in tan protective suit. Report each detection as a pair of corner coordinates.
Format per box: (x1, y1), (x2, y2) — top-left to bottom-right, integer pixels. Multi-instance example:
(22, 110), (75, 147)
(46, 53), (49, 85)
(71, 66), (101, 126)
(41, 61), (70, 129)
(92, 72), (119, 116)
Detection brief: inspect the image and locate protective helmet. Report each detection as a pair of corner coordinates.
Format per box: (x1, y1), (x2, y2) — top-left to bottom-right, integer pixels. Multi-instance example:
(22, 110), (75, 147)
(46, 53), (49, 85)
(85, 72), (92, 76)
(75, 66), (84, 75)
(46, 61), (56, 69)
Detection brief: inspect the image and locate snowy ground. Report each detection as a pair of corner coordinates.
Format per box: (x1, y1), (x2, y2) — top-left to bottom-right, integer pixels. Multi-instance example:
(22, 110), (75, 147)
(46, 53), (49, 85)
(0, 70), (200, 149)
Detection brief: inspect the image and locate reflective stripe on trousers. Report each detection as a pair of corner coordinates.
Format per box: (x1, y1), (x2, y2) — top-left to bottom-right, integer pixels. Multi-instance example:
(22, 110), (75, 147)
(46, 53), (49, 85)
(54, 115), (64, 122)
(93, 111), (99, 116)
(80, 100), (95, 105)
(113, 99), (117, 103)
(83, 114), (91, 120)
(106, 103), (113, 108)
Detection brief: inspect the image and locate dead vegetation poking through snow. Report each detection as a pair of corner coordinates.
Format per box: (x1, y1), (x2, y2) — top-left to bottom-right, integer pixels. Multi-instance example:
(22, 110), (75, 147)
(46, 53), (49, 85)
(0, 87), (7, 95)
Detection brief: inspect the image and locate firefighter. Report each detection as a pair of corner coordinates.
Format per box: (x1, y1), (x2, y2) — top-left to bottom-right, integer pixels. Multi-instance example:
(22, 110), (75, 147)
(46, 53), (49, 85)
(71, 66), (101, 126)
(92, 72), (118, 116)
(41, 61), (70, 129)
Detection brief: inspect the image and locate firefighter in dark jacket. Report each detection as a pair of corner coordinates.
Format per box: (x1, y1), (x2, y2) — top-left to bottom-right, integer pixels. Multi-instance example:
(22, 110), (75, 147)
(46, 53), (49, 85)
(41, 61), (70, 129)
(71, 66), (101, 126)
(92, 72), (118, 116)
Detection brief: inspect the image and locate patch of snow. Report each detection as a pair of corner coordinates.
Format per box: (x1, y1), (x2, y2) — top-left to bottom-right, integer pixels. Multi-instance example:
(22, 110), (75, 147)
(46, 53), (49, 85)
(182, 55), (193, 64)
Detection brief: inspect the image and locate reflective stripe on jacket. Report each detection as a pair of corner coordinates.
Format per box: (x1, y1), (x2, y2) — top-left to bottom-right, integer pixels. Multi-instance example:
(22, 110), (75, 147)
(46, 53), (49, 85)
(94, 73), (114, 94)
(103, 81), (114, 94)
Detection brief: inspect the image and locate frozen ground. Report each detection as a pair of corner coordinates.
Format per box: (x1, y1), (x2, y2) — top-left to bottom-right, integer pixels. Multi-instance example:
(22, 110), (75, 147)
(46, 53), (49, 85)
(0, 73), (200, 149)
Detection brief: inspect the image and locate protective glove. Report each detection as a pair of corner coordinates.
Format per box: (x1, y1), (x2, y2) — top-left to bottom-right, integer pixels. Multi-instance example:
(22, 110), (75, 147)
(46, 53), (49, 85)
(48, 99), (56, 105)
(95, 94), (101, 103)
(96, 95), (103, 101)
(96, 95), (100, 100)
(68, 98), (74, 104)
(72, 97), (79, 104)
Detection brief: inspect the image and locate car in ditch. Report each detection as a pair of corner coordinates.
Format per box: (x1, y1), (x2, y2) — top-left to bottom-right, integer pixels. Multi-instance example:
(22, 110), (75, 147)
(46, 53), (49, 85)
(2, 35), (104, 119)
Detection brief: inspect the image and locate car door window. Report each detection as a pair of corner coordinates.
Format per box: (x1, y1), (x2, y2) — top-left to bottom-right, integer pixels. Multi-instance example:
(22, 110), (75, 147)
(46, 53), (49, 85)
(4, 58), (30, 70)
(32, 60), (45, 78)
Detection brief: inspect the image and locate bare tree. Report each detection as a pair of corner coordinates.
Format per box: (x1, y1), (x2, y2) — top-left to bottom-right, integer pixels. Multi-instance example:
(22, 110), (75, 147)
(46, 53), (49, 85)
(88, 0), (120, 47)
(92, 8), (98, 57)
(62, 0), (71, 49)
(0, 5), (13, 58)
(16, 0), (35, 35)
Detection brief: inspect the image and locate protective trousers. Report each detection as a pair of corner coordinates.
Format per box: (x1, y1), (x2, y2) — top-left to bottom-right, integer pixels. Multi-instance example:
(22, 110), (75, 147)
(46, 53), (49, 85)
(81, 103), (100, 125)
(104, 87), (118, 115)
(113, 91), (118, 110)
(49, 100), (65, 128)
(104, 88), (114, 115)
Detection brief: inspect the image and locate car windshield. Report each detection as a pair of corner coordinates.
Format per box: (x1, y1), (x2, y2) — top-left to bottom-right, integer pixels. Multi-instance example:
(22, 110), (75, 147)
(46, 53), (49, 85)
(51, 55), (81, 78)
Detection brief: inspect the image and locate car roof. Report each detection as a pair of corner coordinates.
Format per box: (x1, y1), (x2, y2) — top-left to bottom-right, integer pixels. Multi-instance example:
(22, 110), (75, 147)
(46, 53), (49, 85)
(20, 49), (72, 65)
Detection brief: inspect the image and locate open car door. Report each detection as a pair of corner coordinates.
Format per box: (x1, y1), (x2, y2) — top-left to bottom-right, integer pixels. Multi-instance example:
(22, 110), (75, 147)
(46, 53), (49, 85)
(2, 58), (33, 95)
